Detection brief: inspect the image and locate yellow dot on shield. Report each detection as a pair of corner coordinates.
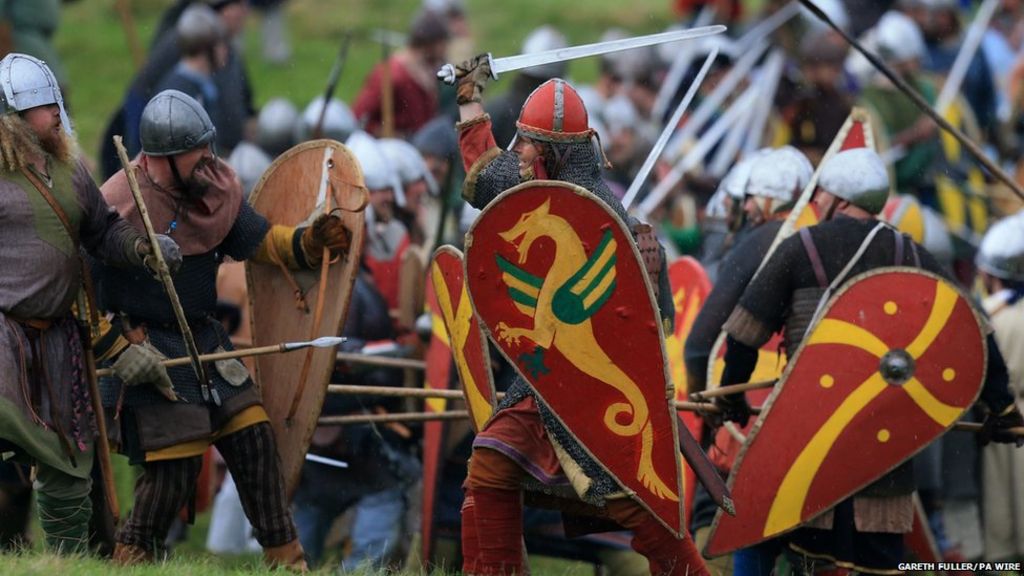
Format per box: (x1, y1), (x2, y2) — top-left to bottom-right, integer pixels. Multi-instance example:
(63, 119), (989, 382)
(942, 368), (956, 382)
(819, 374), (834, 388)
(877, 429), (891, 443)
(883, 301), (898, 315)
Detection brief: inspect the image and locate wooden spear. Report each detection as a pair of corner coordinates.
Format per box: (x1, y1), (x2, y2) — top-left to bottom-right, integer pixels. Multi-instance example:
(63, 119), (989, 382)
(319, 389), (1024, 437)
(335, 352), (426, 370)
(96, 337), (347, 378)
(318, 410), (469, 425)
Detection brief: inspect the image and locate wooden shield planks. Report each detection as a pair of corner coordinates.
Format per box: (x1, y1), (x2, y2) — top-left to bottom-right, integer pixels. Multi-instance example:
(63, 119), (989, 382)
(246, 139), (367, 499)
(706, 268), (986, 556)
(464, 181), (685, 536)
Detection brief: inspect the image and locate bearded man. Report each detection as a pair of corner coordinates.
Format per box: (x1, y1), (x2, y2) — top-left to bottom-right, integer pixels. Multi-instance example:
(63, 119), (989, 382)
(93, 89), (350, 570)
(0, 53), (179, 553)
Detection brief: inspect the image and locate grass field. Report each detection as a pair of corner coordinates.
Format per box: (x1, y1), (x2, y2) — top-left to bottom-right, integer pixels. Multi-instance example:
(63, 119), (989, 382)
(19, 1), (679, 573)
(57, 0), (677, 163)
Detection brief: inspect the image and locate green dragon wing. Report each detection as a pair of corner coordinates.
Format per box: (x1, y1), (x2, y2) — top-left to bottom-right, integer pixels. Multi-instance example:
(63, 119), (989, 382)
(552, 229), (617, 325)
(496, 254), (543, 317)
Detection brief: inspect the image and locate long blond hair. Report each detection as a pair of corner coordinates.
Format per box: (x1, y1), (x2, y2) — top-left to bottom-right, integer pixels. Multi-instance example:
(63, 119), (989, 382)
(0, 113), (77, 173)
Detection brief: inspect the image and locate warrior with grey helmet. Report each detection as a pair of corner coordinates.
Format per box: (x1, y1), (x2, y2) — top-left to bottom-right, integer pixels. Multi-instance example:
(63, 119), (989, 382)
(99, 0), (254, 179)
(153, 4), (231, 155)
(0, 53), (179, 553)
(976, 211), (1024, 559)
(255, 97), (299, 157)
(686, 146), (812, 396)
(380, 137), (438, 245)
(294, 96), (358, 145)
(451, 52), (707, 575)
(93, 89), (352, 570)
(717, 147), (1022, 574)
(346, 131), (410, 311)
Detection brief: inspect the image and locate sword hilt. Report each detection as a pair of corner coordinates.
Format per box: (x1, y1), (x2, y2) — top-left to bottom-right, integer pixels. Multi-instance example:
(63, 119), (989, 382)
(436, 53), (498, 86)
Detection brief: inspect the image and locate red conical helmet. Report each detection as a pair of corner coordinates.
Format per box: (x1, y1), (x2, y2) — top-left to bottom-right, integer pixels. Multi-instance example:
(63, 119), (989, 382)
(515, 78), (593, 144)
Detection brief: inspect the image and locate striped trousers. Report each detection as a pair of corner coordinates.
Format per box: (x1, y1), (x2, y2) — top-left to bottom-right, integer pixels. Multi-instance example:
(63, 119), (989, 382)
(117, 422), (297, 553)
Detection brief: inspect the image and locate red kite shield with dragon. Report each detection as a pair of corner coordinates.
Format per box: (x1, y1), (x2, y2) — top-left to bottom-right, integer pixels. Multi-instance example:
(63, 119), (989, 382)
(705, 268), (986, 556)
(464, 181), (685, 536)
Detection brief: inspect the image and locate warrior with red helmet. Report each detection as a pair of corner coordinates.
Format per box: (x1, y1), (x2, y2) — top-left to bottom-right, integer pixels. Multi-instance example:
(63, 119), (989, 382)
(453, 54), (706, 576)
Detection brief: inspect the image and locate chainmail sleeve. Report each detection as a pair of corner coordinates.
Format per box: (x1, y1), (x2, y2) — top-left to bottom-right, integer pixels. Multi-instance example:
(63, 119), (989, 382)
(221, 202), (271, 261)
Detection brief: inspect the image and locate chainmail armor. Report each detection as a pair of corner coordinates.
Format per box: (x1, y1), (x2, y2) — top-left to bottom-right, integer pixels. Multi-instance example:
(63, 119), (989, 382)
(99, 317), (250, 408)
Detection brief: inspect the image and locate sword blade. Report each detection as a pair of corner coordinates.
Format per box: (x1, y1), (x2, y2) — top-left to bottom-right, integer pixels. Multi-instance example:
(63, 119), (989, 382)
(492, 25), (725, 77)
(623, 47), (719, 210)
(676, 415), (735, 516)
(438, 25), (726, 84)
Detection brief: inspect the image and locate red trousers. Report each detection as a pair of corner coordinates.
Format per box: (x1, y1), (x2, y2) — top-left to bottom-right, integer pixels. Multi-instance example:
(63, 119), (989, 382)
(462, 446), (710, 576)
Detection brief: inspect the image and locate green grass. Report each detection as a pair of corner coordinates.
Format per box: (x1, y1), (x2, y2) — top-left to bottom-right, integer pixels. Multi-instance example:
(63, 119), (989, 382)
(56, 0), (675, 163)
(43, 1), (675, 573)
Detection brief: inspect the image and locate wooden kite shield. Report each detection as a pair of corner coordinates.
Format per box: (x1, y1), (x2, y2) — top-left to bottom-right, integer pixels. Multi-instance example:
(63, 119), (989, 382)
(464, 180), (685, 536)
(705, 268), (986, 556)
(246, 139), (367, 498)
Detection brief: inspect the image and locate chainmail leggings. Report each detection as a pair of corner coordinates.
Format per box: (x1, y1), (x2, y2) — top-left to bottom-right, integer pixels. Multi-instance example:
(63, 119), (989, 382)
(117, 421), (297, 552)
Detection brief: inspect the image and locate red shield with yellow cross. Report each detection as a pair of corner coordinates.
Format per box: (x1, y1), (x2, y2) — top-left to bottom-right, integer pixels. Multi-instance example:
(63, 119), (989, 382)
(705, 268), (986, 556)
(465, 180), (686, 536)
(430, 246), (497, 432)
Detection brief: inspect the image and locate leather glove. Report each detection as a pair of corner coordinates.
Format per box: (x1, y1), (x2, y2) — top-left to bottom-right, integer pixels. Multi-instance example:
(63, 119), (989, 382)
(455, 53), (493, 105)
(301, 214), (351, 264)
(709, 393), (751, 429)
(978, 405), (1024, 448)
(111, 342), (178, 402)
(136, 234), (182, 276)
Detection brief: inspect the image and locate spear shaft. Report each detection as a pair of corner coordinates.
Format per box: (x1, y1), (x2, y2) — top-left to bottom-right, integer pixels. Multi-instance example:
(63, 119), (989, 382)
(96, 337), (346, 377)
(113, 136), (215, 404)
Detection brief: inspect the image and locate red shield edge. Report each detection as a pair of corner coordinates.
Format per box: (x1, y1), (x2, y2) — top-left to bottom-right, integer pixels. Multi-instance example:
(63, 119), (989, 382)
(705, 268), (986, 556)
(421, 265), (452, 566)
(464, 180), (685, 536)
(664, 256), (711, 525)
(246, 140), (367, 499)
(431, 246), (497, 432)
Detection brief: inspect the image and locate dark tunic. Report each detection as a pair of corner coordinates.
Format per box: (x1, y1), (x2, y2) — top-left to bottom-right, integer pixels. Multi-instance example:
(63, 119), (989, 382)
(94, 179), (270, 462)
(684, 220), (782, 392)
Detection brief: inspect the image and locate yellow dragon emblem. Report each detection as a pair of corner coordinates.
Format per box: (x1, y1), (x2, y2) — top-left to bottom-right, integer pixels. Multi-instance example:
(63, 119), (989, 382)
(494, 198), (678, 502)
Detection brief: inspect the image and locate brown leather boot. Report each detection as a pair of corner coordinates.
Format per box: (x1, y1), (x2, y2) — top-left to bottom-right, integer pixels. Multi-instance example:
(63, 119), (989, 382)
(112, 542), (152, 566)
(263, 538), (308, 572)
